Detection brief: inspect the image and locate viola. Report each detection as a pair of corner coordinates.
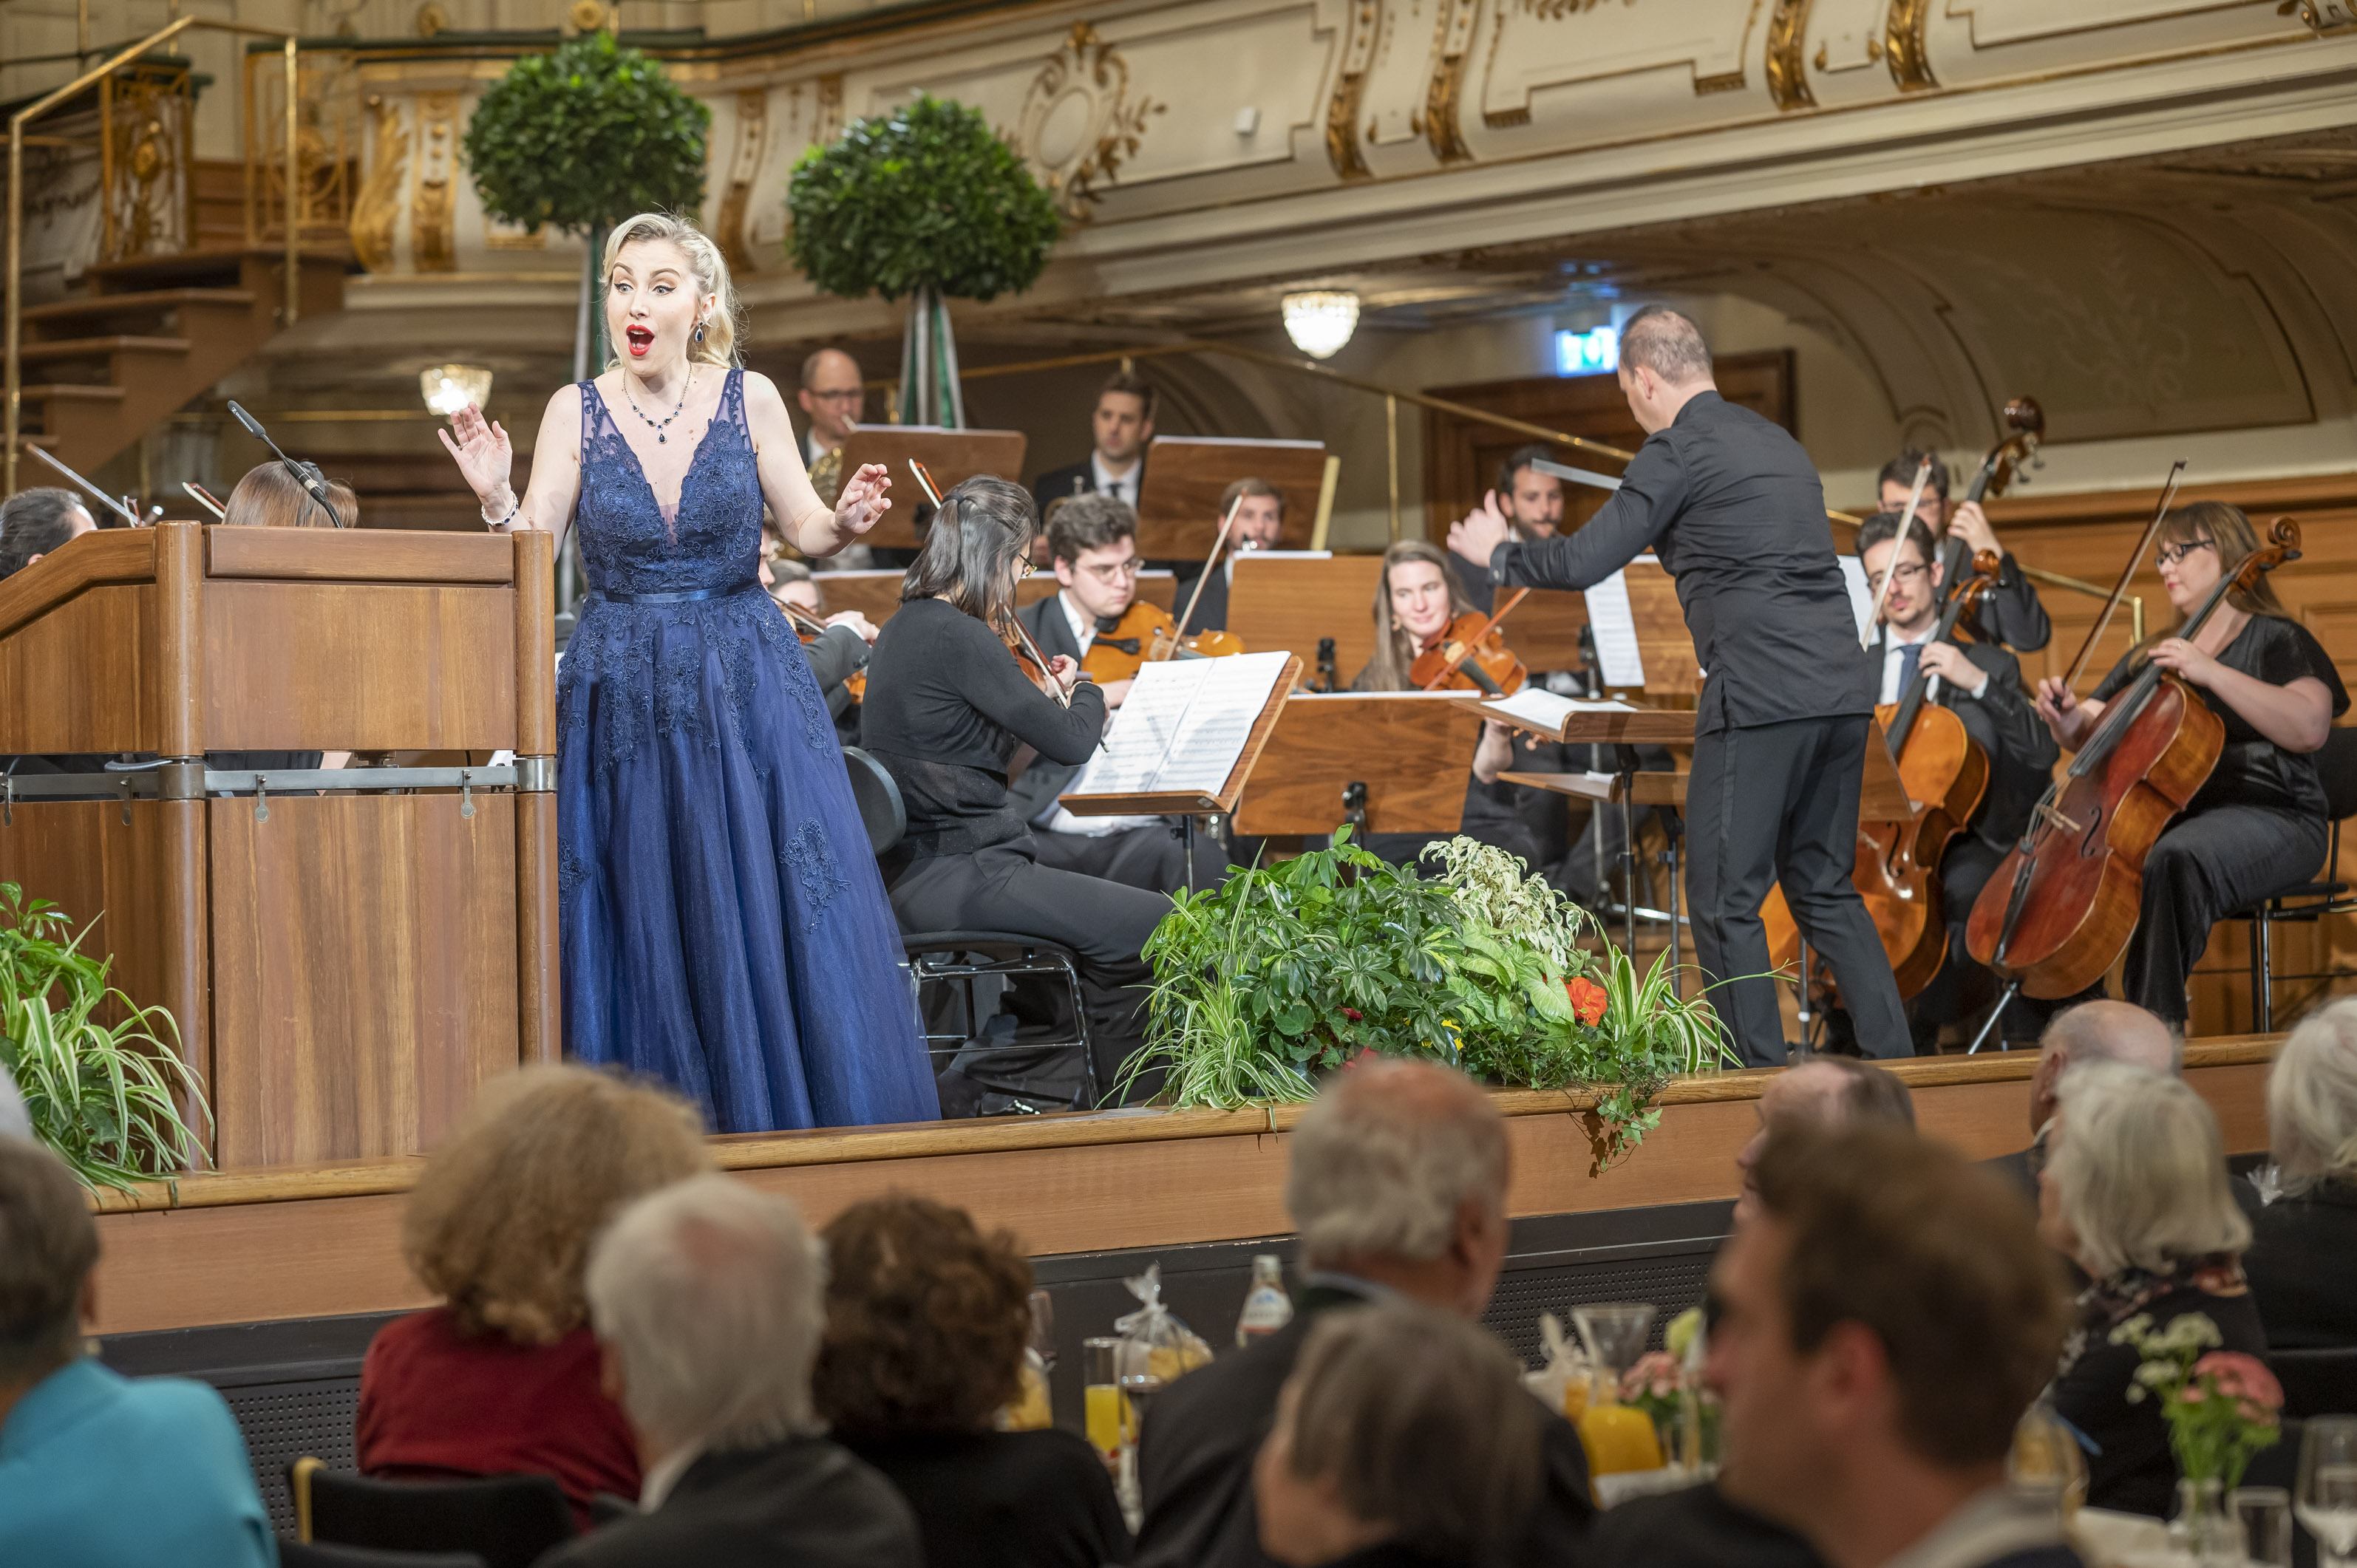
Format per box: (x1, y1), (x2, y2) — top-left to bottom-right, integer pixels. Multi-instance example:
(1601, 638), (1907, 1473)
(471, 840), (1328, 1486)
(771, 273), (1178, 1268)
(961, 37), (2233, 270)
(1411, 588), (1531, 697)
(1965, 502), (2302, 1002)
(1764, 553), (2003, 1000)
(779, 599), (865, 703)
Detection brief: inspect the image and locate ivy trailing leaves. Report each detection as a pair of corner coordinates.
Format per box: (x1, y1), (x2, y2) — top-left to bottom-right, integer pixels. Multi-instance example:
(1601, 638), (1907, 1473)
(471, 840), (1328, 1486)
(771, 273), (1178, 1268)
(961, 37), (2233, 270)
(1129, 834), (1731, 1168)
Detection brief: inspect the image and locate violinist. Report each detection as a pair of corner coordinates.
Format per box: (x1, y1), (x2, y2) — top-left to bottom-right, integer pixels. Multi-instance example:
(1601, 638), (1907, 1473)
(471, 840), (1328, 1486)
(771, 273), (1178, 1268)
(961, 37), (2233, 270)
(1857, 514), (2057, 1050)
(1174, 477), (1285, 636)
(1349, 540), (1552, 870)
(1450, 446), (1564, 615)
(2033, 502), (2346, 1030)
(763, 557), (876, 731)
(861, 476), (1171, 1105)
(1010, 494), (1228, 893)
(1449, 304), (1907, 1066)
(1878, 449), (2049, 652)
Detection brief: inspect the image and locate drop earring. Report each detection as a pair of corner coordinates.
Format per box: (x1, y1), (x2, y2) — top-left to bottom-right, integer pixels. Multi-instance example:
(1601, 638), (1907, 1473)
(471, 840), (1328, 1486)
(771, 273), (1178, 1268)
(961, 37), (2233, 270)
(694, 318), (706, 344)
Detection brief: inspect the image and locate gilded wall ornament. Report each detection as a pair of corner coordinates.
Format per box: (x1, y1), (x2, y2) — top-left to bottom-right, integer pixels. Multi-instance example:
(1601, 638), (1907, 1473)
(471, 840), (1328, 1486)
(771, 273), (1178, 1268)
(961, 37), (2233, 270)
(1424, 0), (1479, 165)
(350, 94), (407, 272)
(717, 88), (769, 273)
(1325, 0), (1380, 179)
(410, 90), (460, 273)
(1766, 0), (1814, 111)
(1883, 0), (1937, 93)
(1015, 22), (1164, 221)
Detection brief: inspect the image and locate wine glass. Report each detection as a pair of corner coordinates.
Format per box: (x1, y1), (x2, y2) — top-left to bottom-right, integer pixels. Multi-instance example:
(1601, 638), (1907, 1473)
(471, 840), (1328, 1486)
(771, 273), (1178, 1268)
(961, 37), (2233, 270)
(2297, 1417), (2357, 1568)
(1028, 1289), (1057, 1374)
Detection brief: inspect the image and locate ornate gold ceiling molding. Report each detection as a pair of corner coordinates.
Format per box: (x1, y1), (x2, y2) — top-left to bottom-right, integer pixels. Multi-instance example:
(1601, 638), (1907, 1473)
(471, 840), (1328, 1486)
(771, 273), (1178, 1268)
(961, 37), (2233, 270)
(2299, 0), (2356, 31)
(1766, 0), (1816, 111)
(1013, 22), (1165, 222)
(1423, 0), (1479, 164)
(1885, 0), (1938, 93)
(1326, 0), (1381, 180)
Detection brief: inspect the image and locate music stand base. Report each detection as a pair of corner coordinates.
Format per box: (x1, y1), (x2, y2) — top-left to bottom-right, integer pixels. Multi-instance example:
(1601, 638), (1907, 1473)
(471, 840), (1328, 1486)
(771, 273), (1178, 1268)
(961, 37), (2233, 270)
(1967, 981), (2022, 1055)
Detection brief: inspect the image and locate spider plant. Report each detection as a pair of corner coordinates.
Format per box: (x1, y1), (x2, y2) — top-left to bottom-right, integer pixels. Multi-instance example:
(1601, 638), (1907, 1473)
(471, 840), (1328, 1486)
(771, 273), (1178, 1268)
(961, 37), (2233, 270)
(0, 883), (208, 1190)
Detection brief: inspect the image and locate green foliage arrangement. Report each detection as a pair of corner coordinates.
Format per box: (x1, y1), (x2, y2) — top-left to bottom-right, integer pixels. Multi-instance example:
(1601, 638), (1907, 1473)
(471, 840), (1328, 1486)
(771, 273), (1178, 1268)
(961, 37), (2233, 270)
(1131, 834), (1732, 1167)
(463, 30), (711, 239)
(0, 884), (207, 1191)
(786, 94), (1061, 304)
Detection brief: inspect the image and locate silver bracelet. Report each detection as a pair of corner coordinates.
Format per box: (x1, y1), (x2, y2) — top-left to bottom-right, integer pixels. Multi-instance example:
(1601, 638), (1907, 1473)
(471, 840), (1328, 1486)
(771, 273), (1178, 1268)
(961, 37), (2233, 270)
(483, 492), (519, 530)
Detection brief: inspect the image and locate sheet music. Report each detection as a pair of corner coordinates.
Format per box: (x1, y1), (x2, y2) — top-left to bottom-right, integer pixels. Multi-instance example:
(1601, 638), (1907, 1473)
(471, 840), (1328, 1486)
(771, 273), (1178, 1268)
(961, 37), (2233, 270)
(1583, 570), (1646, 687)
(1838, 557), (1876, 643)
(1067, 652), (1290, 798)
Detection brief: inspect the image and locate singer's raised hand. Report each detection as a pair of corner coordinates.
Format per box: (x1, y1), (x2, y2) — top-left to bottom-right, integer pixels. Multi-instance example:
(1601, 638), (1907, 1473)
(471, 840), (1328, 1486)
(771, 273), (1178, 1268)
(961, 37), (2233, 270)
(834, 463), (891, 538)
(438, 403), (512, 502)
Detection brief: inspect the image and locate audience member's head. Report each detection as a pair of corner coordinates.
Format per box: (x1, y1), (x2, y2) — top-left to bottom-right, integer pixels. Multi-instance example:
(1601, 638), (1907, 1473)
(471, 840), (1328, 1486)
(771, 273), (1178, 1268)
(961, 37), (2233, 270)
(0, 487), (95, 579)
(2039, 1060), (2248, 1282)
(0, 1136), (99, 1412)
(2026, 999), (2177, 1137)
(1709, 1124), (2069, 1566)
(401, 1066), (709, 1346)
(813, 1194), (1032, 1439)
(1284, 1060), (1509, 1318)
(585, 1174), (827, 1464)
(2268, 1000), (2357, 1196)
(1735, 1057), (1914, 1224)
(1254, 1303), (1542, 1568)
(221, 462), (358, 529)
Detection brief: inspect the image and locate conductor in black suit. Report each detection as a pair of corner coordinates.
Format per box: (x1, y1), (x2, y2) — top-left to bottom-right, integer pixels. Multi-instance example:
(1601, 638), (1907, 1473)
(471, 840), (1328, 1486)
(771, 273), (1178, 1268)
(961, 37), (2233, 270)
(1449, 305), (1907, 1066)
(1855, 513), (2058, 1051)
(1030, 370), (1155, 514)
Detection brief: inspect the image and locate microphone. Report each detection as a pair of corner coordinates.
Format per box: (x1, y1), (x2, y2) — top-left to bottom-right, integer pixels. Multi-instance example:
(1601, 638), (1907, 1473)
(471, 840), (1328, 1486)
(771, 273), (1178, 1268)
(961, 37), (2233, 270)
(228, 400), (341, 526)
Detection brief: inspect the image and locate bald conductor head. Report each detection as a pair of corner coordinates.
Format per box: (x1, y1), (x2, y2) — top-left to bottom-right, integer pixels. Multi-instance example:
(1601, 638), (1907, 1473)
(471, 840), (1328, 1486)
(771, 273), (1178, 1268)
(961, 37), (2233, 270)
(1616, 305), (1715, 435)
(797, 348), (865, 457)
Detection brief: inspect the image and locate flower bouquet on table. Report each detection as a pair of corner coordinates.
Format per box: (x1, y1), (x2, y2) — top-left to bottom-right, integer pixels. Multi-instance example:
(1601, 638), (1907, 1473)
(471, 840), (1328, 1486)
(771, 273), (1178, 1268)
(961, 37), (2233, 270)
(2112, 1312), (2283, 1557)
(1128, 833), (1733, 1167)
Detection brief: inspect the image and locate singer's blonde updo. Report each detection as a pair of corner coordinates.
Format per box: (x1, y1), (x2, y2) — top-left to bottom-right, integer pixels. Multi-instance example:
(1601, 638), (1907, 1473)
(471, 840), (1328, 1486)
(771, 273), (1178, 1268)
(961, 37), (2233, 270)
(602, 211), (741, 369)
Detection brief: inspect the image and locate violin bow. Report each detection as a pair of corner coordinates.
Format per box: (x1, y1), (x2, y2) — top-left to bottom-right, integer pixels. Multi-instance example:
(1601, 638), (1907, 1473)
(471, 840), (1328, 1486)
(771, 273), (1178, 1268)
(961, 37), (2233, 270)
(2063, 460), (2186, 690)
(778, 599), (830, 638)
(181, 480), (226, 519)
(1418, 587), (1532, 692)
(1863, 457), (1933, 650)
(911, 457), (1072, 709)
(1171, 492), (1248, 641)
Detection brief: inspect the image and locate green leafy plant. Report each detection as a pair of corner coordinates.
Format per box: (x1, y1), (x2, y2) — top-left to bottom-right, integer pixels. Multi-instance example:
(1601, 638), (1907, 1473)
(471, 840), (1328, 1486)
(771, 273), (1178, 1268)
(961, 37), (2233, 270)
(463, 30), (711, 377)
(1130, 834), (1732, 1165)
(0, 884), (207, 1190)
(786, 94), (1061, 425)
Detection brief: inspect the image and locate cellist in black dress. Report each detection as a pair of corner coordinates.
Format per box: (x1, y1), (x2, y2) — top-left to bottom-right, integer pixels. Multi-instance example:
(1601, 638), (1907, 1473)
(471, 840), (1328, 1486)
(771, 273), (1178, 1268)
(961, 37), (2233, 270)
(2034, 502), (2346, 1029)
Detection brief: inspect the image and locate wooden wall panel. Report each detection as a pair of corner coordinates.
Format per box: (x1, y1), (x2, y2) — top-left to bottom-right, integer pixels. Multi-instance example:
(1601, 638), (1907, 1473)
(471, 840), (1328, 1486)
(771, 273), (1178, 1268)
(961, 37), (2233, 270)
(203, 582), (518, 752)
(208, 794), (522, 1167)
(0, 586), (155, 754)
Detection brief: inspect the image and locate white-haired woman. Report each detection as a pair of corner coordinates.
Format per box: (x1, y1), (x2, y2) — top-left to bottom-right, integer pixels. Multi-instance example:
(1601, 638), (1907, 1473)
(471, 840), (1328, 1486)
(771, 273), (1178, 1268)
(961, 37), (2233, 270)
(2040, 1061), (2263, 1518)
(2242, 1000), (2357, 1349)
(439, 213), (934, 1134)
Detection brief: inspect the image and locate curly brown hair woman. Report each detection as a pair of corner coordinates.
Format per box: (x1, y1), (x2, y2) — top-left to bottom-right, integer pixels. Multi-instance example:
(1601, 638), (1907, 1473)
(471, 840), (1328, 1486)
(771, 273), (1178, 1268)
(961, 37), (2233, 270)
(816, 1196), (1132, 1568)
(356, 1066), (711, 1523)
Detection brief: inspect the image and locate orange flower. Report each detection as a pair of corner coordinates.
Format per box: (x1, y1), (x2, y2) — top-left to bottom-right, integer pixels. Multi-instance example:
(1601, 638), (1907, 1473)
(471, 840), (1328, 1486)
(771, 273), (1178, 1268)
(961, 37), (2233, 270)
(1565, 976), (1607, 1027)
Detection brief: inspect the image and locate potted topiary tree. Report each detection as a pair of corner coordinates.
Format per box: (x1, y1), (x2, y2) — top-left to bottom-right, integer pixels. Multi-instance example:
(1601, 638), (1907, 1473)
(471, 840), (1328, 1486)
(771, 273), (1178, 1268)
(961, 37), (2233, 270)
(463, 27), (712, 381)
(787, 94), (1061, 426)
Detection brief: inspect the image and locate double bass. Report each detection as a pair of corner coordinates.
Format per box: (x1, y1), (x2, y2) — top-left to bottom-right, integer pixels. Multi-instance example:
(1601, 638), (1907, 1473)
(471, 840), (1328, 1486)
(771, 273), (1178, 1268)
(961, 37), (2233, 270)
(1763, 550), (2004, 998)
(1966, 500), (2302, 1003)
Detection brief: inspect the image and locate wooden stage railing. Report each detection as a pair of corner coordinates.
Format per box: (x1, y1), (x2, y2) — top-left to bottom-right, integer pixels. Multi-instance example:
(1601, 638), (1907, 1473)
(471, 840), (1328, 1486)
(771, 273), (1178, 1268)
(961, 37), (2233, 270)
(84, 1039), (2276, 1338)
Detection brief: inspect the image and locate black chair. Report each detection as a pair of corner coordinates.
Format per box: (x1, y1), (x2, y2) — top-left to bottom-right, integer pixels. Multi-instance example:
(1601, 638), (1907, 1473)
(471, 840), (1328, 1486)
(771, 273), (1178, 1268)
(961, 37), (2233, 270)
(2270, 1346), (2357, 1420)
(2232, 726), (2357, 1031)
(843, 747), (1098, 1111)
(279, 1539), (486, 1568)
(287, 1459), (573, 1568)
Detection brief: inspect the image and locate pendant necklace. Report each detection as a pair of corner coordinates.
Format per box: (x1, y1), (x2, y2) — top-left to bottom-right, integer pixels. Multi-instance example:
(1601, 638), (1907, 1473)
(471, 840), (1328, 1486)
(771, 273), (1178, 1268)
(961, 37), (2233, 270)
(624, 366), (693, 443)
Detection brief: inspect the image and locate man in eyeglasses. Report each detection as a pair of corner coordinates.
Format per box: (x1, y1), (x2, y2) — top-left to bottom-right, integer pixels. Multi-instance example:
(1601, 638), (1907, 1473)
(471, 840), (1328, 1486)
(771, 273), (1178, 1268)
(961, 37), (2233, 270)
(1857, 512), (2055, 1051)
(797, 348), (875, 567)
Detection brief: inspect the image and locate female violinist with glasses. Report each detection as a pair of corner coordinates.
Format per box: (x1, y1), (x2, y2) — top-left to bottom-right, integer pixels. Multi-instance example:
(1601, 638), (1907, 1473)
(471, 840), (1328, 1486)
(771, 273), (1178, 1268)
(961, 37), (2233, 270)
(860, 475), (1172, 1105)
(2033, 502), (2347, 1028)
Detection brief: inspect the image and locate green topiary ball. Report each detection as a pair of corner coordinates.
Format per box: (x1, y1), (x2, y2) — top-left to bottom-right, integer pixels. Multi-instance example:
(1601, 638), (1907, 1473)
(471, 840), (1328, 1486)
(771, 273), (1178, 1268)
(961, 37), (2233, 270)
(465, 30), (711, 238)
(787, 93), (1061, 304)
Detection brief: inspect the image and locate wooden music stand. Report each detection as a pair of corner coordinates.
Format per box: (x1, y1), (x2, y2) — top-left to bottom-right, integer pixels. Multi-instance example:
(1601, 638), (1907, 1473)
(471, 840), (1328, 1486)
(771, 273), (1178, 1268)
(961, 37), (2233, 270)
(1225, 553), (1385, 686)
(1058, 652), (1303, 818)
(832, 426), (1029, 549)
(1231, 694), (1486, 839)
(1134, 437), (1327, 559)
(1503, 589), (1586, 673)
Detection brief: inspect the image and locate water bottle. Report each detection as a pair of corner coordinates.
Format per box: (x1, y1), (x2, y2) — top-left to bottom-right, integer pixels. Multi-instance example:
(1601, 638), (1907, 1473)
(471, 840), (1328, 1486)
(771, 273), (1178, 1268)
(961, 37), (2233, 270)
(1235, 1255), (1293, 1347)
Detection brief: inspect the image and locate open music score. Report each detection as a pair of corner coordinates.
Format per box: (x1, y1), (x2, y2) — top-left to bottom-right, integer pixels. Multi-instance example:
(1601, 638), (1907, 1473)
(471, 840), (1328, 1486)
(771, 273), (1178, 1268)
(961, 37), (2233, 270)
(831, 426), (1028, 550)
(1060, 651), (1302, 817)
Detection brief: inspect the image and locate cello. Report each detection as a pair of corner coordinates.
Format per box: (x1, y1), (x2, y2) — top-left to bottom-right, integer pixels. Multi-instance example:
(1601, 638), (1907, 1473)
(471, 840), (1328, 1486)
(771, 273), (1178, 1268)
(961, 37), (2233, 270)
(1964, 498), (2303, 1011)
(1763, 549), (2004, 998)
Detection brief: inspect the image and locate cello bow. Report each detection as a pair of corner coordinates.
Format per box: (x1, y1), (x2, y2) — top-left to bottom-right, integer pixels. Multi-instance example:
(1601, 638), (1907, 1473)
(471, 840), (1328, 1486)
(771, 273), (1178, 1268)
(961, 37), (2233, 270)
(2061, 460), (2186, 689)
(1864, 457), (1934, 648)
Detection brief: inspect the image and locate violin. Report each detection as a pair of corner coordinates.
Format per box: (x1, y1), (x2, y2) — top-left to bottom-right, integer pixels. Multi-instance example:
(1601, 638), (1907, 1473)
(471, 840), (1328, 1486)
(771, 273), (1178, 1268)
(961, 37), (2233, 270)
(1083, 495), (1254, 682)
(1764, 552), (2004, 998)
(1411, 588), (1530, 697)
(1967, 500), (2301, 1001)
(779, 599), (867, 703)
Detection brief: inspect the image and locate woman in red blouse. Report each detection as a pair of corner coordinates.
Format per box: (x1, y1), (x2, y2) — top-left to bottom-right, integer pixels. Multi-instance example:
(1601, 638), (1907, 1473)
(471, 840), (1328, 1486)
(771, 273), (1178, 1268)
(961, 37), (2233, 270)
(356, 1066), (711, 1523)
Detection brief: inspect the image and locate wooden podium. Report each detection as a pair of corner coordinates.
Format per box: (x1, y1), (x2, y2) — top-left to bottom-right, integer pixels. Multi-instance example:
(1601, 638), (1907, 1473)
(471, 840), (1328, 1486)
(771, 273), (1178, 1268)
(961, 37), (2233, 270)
(0, 523), (557, 1170)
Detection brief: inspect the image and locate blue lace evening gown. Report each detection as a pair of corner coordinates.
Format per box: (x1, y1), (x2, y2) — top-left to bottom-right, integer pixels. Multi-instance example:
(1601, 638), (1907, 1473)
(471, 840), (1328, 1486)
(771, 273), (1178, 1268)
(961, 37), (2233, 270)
(554, 369), (939, 1132)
